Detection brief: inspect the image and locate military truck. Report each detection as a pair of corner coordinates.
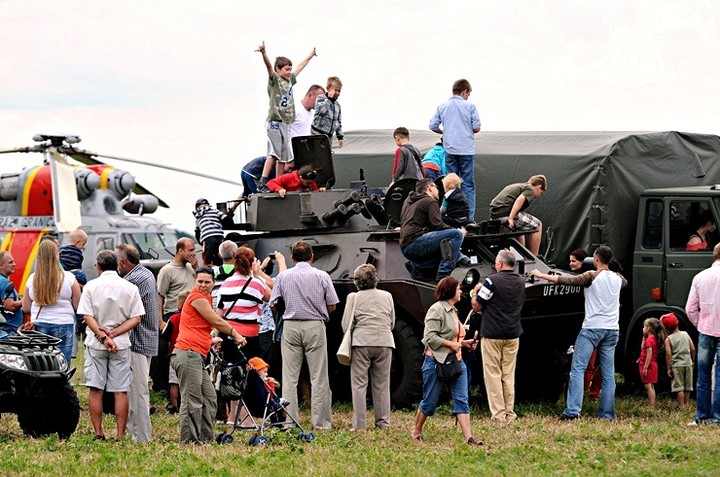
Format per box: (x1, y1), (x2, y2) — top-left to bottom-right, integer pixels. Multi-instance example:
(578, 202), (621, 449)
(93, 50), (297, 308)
(225, 136), (585, 406)
(0, 331), (80, 438)
(332, 130), (720, 385)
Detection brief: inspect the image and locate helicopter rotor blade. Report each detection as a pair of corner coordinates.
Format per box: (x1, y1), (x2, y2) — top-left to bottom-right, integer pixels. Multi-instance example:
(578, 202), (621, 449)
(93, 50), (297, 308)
(70, 148), (243, 187)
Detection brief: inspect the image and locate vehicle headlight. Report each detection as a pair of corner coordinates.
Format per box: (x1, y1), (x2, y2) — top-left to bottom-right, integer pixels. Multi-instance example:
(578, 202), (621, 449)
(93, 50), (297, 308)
(56, 352), (68, 371)
(0, 353), (28, 370)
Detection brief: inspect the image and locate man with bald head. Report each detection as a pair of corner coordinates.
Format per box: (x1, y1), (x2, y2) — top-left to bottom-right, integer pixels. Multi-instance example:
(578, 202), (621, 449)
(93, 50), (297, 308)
(116, 243), (159, 442)
(153, 238), (197, 395)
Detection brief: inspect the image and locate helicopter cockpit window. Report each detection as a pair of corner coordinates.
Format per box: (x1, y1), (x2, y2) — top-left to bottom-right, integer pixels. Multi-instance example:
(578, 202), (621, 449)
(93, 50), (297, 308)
(124, 232), (177, 260)
(96, 236), (115, 252)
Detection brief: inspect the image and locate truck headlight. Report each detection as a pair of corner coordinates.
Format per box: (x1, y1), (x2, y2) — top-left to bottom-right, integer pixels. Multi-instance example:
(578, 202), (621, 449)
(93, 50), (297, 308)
(0, 353), (28, 370)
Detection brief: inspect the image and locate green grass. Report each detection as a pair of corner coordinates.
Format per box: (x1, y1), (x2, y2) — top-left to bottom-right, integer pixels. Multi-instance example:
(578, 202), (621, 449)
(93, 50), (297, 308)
(1, 356), (720, 476)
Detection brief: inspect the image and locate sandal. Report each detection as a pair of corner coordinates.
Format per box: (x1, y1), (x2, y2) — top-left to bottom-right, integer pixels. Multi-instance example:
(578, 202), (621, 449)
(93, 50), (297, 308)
(410, 433), (423, 441)
(466, 437), (484, 446)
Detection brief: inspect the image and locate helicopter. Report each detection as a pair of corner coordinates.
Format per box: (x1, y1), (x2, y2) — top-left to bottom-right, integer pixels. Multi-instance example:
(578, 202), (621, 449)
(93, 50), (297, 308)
(0, 134), (242, 293)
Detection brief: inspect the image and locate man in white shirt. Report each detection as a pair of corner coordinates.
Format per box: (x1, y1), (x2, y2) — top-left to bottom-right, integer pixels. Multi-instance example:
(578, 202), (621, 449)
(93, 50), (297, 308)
(287, 84), (325, 165)
(78, 250), (144, 440)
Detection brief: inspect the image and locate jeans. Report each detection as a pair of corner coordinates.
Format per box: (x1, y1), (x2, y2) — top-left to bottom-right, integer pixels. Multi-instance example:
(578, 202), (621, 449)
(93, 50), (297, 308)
(419, 355), (470, 416)
(241, 170), (258, 198)
(402, 228), (463, 279)
(696, 333), (720, 422)
(563, 328), (619, 419)
(35, 322), (74, 365)
(445, 153), (476, 220)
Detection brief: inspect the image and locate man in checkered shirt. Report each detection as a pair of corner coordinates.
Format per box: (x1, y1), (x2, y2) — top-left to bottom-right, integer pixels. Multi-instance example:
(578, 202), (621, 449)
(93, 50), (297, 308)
(270, 241), (339, 430)
(116, 243), (159, 442)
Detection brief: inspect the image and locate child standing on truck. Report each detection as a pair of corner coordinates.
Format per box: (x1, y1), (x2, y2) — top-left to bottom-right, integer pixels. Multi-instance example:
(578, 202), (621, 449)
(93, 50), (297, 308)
(637, 317), (665, 405)
(661, 312), (695, 407)
(390, 127), (423, 183)
(258, 41), (317, 186)
(311, 76), (344, 148)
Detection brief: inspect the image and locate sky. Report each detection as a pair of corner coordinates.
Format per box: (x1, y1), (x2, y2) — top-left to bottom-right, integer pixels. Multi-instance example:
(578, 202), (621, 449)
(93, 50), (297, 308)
(2, 0), (719, 231)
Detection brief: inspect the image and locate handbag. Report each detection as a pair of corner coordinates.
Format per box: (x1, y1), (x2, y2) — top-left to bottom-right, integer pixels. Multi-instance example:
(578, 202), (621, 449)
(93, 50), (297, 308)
(336, 294), (358, 365)
(435, 308), (463, 381)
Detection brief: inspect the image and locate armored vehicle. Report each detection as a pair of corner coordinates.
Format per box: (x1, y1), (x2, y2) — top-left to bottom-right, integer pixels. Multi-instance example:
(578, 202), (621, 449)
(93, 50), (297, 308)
(225, 136), (585, 405)
(0, 331), (79, 438)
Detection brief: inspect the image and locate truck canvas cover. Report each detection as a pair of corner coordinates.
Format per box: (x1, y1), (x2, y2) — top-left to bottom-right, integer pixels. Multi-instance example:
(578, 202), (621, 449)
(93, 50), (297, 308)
(333, 130), (720, 265)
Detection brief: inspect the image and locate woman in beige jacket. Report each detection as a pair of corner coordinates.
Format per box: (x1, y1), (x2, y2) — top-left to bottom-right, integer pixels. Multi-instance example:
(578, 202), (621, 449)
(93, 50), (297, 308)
(341, 264), (395, 430)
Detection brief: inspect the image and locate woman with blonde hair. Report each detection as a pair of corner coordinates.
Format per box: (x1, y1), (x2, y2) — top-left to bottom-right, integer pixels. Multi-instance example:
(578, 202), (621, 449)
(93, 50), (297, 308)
(22, 240), (81, 364)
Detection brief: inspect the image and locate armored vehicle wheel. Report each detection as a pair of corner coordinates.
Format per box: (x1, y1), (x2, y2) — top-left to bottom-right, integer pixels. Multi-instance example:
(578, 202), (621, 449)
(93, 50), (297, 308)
(390, 319), (424, 408)
(17, 382), (80, 439)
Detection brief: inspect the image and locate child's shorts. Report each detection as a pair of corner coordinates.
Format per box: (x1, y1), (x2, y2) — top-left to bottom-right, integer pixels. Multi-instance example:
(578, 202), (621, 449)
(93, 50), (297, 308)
(267, 121), (291, 163)
(671, 365), (693, 392)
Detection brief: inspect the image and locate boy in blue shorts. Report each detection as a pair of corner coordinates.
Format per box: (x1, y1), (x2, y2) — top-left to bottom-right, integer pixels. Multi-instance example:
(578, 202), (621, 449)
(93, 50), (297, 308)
(258, 41), (317, 187)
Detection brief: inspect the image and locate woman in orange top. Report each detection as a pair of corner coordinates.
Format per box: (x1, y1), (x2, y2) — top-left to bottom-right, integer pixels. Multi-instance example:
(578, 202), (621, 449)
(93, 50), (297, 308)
(170, 267), (247, 444)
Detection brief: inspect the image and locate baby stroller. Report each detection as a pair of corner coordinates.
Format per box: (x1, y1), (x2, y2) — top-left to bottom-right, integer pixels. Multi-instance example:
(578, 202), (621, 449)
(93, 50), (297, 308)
(214, 349), (314, 446)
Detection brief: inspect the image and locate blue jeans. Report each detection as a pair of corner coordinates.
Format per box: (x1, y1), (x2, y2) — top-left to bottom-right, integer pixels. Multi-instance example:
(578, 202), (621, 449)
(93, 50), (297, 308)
(419, 355), (470, 416)
(241, 170), (259, 198)
(696, 334), (720, 422)
(445, 153), (475, 221)
(35, 322), (74, 366)
(563, 328), (619, 419)
(402, 228), (463, 279)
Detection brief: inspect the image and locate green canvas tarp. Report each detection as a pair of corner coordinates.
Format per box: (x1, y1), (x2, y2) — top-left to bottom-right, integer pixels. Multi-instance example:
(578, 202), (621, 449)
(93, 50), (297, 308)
(332, 130), (720, 266)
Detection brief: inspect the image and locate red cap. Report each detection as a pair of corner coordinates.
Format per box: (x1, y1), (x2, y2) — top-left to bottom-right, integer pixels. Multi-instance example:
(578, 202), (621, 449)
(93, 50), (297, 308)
(660, 313), (679, 329)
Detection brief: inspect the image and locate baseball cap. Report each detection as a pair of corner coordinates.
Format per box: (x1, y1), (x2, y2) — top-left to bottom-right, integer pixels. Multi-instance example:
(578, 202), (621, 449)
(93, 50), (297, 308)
(195, 198), (210, 209)
(660, 312), (679, 329)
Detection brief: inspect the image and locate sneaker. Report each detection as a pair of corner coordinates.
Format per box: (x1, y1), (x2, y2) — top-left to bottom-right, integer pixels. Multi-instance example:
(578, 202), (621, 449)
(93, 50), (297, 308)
(457, 254), (472, 266)
(166, 403), (179, 414)
(93, 434), (106, 441)
(558, 413), (580, 421)
(279, 398), (291, 408)
(405, 261), (425, 281)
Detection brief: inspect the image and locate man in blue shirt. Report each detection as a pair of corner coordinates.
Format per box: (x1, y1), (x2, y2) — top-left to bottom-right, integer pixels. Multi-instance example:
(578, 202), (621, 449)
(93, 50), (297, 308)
(0, 252), (23, 336)
(429, 79), (481, 220)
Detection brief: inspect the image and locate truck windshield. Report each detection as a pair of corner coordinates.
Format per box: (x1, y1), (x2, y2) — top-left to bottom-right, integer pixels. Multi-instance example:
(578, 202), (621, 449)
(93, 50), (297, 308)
(123, 232), (178, 259)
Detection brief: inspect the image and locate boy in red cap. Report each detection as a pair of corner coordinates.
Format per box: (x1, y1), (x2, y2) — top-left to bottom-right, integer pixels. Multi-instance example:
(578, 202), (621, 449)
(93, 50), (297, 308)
(661, 313), (696, 407)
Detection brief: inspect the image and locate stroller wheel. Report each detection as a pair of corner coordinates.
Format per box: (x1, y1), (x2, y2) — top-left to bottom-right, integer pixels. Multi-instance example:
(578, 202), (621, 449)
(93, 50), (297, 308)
(256, 435), (269, 446)
(215, 432), (226, 445)
(248, 435), (258, 446)
(220, 434), (234, 445)
(303, 432), (315, 442)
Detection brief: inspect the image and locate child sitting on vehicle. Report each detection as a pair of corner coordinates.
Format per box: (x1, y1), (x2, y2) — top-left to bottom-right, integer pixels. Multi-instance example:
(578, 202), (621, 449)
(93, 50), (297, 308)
(661, 313), (696, 407)
(265, 165), (325, 198)
(441, 173), (470, 227)
(192, 198), (227, 267)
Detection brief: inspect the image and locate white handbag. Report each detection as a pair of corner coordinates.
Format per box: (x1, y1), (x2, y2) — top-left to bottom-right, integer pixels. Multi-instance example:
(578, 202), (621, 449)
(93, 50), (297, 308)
(336, 294), (357, 365)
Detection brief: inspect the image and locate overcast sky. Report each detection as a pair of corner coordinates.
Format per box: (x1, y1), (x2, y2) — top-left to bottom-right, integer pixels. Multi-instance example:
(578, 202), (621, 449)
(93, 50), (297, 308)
(2, 0), (719, 231)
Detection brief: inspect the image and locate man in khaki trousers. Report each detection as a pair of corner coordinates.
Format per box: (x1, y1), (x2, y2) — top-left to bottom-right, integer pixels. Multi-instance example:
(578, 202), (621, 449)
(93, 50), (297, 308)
(471, 249), (525, 423)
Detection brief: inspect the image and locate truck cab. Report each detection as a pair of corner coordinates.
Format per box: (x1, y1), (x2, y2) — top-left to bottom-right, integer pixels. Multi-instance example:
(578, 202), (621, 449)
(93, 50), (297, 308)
(627, 185), (720, 373)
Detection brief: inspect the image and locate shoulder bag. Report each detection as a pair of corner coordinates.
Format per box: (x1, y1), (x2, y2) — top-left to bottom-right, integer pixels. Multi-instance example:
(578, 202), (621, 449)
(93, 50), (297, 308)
(336, 293), (358, 365)
(435, 308), (463, 381)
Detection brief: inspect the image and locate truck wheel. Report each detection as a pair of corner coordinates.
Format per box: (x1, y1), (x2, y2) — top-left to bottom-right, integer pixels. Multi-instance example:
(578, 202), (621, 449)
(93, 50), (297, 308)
(18, 383), (80, 439)
(390, 319), (424, 408)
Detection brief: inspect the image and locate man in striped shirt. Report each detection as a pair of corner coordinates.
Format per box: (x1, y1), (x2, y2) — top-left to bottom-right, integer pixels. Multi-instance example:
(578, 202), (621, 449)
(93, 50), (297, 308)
(192, 198), (227, 267)
(116, 243), (159, 442)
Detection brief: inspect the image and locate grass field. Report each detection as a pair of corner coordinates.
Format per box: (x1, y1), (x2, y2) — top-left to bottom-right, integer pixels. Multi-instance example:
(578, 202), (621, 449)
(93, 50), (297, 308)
(1, 360), (720, 476)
